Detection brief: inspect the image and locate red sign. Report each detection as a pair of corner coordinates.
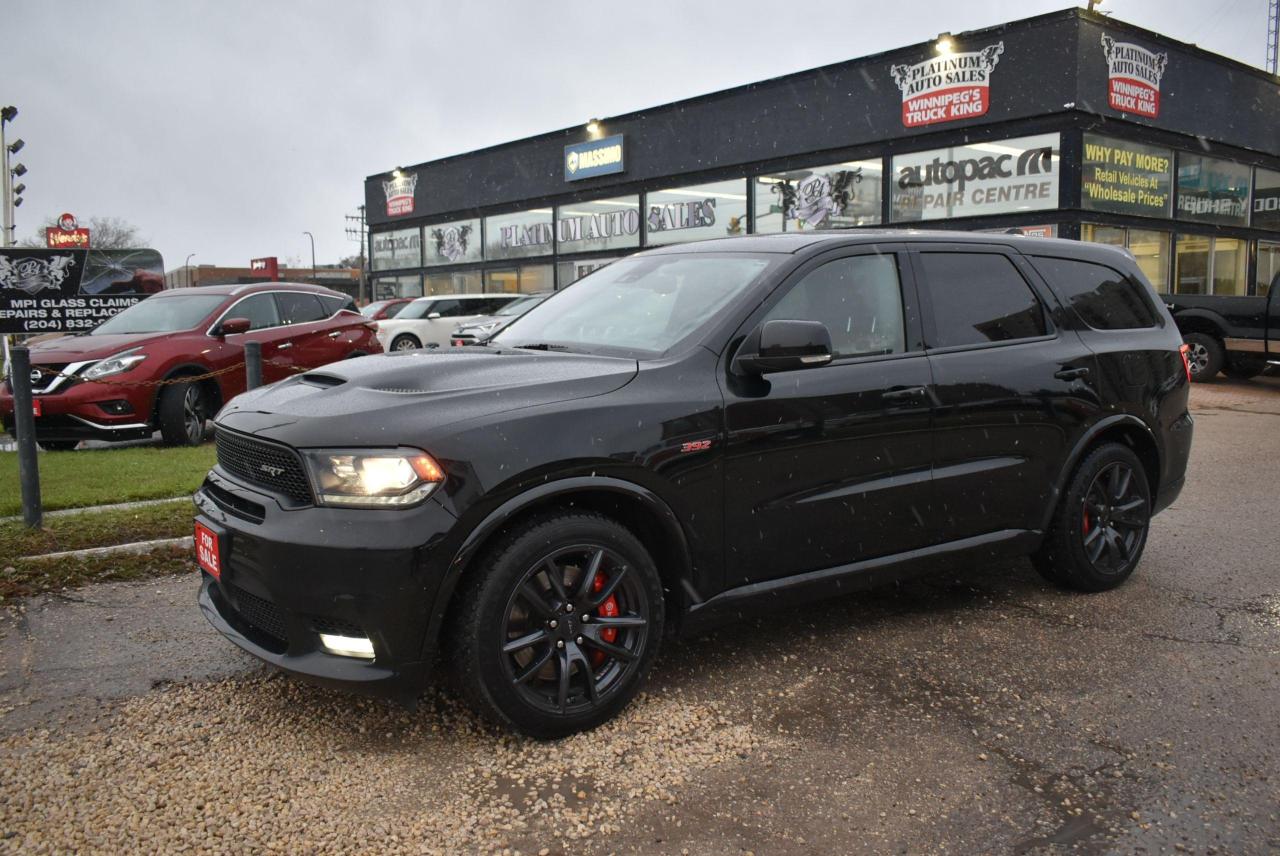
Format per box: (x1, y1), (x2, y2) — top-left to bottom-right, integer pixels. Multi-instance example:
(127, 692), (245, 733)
(46, 213), (90, 248)
(1101, 35), (1168, 119)
(194, 522), (222, 580)
(382, 173), (418, 217)
(890, 43), (1005, 128)
(250, 257), (279, 281)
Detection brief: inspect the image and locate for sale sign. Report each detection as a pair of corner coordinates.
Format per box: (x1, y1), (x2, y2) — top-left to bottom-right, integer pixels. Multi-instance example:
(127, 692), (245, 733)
(0, 248), (165, 334)
(889, 42), (1004, 128)
(1101, 35), (1168, 119)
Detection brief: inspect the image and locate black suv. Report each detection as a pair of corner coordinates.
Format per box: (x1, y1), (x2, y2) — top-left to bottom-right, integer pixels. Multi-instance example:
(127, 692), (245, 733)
(195, 232), (1193, 737)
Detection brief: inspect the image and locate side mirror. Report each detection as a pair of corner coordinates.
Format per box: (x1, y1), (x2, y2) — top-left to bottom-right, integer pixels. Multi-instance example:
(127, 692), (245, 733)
(426, 312), (442, 320)
(734, 319), (833, 375)
(217, 317), (251, 336)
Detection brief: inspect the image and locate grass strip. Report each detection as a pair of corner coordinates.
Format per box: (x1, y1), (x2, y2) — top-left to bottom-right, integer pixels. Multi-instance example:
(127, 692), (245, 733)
(0, 443), (215, 516)
(0, 501), (196, 565)
(0, 545), (197, 601)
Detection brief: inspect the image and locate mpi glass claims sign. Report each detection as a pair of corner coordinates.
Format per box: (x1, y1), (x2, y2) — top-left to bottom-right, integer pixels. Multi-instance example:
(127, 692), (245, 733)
(0, 248), (165, 334)
(564, 135), (625, 181)
(891, 134), (1059, 222)
(1100, 35), (1168, 119)
(889, 42), (1004, 128)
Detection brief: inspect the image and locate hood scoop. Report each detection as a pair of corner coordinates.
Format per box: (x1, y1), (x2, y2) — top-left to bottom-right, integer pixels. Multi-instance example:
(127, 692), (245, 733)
(297, 372), (346, 388)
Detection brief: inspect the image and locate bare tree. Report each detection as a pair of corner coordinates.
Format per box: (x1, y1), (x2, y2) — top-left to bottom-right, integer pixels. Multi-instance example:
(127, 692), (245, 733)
(18, 215), (149, 249)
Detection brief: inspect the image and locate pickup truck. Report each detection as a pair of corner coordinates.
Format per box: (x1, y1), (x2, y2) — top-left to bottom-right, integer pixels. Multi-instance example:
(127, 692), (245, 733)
(1165, 275), (1280, 381)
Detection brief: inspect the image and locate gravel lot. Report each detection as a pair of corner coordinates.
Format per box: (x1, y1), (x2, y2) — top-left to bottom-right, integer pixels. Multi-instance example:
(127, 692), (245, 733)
(1, 378), (1278, 854)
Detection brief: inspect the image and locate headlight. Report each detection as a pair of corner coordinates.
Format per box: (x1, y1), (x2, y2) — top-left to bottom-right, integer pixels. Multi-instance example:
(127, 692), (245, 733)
(82, 348), (147, 380)
(301, 448), (444, 508)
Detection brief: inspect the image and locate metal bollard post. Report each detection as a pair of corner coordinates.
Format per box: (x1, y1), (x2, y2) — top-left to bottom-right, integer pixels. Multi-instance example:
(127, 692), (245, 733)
(10, 347), (43, 529)
(244, 341), (262, 390)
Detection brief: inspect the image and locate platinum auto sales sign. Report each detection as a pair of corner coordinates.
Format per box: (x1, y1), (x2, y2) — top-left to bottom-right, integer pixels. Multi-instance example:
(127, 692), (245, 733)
(890, 42), (1004, 128)
(1101, 35), (1168, 119)
(382, 172), (418, 217)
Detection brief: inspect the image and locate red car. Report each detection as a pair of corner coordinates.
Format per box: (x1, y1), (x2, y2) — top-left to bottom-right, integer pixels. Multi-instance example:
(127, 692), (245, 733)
(359, 298), (414, 320)
(1, 283), (381, 449)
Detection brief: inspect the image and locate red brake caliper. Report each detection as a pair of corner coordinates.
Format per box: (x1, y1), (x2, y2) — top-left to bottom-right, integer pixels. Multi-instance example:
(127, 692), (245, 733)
(1082, 503), (1091, 535)
(590, 572), (619, 667)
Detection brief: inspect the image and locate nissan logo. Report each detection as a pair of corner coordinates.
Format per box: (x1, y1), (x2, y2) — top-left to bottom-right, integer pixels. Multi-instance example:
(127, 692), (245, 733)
(30, 369), (42, 385)
(259, 464), (285, 477)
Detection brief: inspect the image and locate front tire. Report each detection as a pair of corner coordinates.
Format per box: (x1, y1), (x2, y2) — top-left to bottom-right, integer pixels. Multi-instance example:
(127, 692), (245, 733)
(390, 334), (421, 352)
(1182, 332), (1224, 382)
(448, 512), (665, 739)
(1223, 357), (1265, 380)
(1034, 443), (1151, 592)
(157, 381), (207, 446)
(40, 441), (79, 452)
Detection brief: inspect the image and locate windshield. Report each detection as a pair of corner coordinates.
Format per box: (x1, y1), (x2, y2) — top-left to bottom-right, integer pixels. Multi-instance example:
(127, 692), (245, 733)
(496, 295), (544, 316)
(492, 254), (774, 356)
(91, 295), (226, 335)
(395, 299), (435, 320)
(359, 301), (387, 317)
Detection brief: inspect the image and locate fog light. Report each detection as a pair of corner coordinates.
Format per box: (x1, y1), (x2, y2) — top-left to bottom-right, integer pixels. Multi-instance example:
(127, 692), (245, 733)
(98, 399), (134, 415)
(319, 633), (375, 659)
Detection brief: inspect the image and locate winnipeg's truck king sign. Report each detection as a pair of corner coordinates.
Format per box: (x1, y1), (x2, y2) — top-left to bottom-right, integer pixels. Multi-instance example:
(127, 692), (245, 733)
(1101, 34), (1168, 119)
(890, 42), (1005, 128)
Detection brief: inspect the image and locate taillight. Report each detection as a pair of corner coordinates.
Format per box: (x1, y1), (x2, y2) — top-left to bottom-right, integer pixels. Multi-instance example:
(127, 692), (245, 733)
(1179, 344), (1192, 383)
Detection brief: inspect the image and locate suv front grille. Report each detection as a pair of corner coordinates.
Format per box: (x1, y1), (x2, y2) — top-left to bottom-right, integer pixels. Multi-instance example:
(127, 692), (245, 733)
(226, 582), (289, 645)
(215, 429), (312, 505)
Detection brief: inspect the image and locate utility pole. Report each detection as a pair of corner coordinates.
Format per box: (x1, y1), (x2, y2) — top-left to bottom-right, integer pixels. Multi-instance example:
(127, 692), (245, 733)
(345, 204), (368, 304)
(1268, 0), (1278, 75)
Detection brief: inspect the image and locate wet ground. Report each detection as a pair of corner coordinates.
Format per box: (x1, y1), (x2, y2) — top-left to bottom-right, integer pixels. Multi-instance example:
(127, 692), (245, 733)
(1, 378), (1277, 854)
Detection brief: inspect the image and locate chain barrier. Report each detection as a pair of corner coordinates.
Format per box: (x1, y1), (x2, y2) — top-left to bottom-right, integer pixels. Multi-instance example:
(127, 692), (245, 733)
(4, 359), (319, 389)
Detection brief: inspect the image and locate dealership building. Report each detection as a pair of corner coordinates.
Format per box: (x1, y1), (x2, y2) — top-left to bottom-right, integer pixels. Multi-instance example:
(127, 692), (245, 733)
(364, 7), (1280, 301)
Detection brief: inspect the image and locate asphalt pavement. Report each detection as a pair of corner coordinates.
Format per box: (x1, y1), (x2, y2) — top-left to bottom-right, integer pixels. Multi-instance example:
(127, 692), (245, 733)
(0, 378), (1277, 854)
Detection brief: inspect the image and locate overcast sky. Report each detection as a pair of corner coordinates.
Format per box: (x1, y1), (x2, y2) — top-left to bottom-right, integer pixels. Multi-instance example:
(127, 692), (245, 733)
(5, 0), (1270, 271)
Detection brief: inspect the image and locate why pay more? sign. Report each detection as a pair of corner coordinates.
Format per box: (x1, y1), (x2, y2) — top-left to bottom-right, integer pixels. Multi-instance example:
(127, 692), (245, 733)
(0, 248), (165, 335)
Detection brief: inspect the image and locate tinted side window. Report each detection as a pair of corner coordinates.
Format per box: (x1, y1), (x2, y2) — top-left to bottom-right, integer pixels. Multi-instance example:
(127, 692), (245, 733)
(764, 254), (906, 358)
(228, 293), (280, 331)
(477, 297), (517, 314)
(429, 300), (467, 318)
(275, 293), (327, 325)
(1031, 257), (1159, 330)
(921, 253), (1047, 347)
(317, 294), (355, 315)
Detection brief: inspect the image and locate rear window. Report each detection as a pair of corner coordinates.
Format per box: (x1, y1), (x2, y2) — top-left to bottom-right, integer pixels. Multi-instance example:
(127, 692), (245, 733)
(1031, 257), (1160, 330)
(318, 294), (355, 315)
(920, 252), (1048, 348)
(275, 292), (327, 324)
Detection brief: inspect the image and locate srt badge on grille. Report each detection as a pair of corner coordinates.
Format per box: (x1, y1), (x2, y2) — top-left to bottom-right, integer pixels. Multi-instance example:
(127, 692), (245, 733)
(259, 464), (286, 477)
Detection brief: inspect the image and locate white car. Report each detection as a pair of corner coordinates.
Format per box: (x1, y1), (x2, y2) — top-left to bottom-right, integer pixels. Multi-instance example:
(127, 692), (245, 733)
(376, 294), (522, 351)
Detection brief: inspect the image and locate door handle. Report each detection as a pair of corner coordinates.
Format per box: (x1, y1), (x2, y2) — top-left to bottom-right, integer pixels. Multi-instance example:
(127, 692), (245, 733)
(1054, 366), (1090, 381)
(883, 385), (928, 402)
(328, 331), (341, 339)
(276, 342), (294, 351)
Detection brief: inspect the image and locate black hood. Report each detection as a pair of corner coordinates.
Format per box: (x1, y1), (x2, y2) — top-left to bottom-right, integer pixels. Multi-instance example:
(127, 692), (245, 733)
(216, 347), (638, 447)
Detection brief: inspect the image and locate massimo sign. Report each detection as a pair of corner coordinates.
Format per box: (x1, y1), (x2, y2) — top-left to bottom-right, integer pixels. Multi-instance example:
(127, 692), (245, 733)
(564, 135), (625, 181)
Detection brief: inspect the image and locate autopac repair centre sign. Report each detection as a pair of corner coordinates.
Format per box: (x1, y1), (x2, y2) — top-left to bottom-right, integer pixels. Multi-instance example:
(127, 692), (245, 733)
(0, 248), (165, 334)
(891, 133), (1060, 222)
(564, 135), (625, 181)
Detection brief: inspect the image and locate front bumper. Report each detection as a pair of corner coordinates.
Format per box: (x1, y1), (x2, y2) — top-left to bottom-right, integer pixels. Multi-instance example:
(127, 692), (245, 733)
(194, 466), (458, 701)
(1, 380), (154, 442)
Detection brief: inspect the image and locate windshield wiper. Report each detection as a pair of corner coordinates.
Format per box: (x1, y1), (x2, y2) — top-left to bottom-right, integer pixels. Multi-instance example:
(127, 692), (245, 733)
(508, 342), (571, 351)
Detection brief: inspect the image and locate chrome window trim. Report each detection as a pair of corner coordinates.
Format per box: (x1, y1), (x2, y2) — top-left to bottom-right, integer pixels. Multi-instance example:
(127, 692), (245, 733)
(204, 289), (350, 338)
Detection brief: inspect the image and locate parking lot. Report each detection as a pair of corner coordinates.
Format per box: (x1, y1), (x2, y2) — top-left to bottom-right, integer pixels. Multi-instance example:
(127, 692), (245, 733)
(0, 378), (1277, 854)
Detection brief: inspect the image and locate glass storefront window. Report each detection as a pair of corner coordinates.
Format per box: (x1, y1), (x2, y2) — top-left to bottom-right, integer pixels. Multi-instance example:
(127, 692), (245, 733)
(556, 196), (640, 254)
(424, 270), (483, 295)
(754, 159), (882, 232)
(486, 269), (518, 293)
(1176, 154), (1251, 226)
(645, 179), (747, 246)
(1081, 224), (1171, 292)
(1258, 241), (1280, 296)
(891, 133), (1060, 222)
(370, 227), (422, 271)
(485, 209), (554, 261)
(485, 266), (552, 294)
(1254, 168), (1280, 231)
(557, 257), (622, 287)
(424, 218), (482, 266)
(371, 273), (423, 300)
(1174, 234), (1245, 296)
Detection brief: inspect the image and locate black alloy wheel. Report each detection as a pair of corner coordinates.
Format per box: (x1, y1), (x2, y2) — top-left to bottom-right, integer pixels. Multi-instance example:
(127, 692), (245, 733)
(157, 380), (207, 447)
(449, 512), (664, 738)
(1033, 442), (1151, 592)
(182, 384), (206, 443)
(1079, 461), (1147, 575)
(500, 545), (650, 716)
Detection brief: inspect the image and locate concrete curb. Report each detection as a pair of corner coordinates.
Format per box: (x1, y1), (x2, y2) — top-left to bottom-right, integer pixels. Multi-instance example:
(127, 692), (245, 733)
(0, 496), (192, 525)
(16, 536), (193, 564)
